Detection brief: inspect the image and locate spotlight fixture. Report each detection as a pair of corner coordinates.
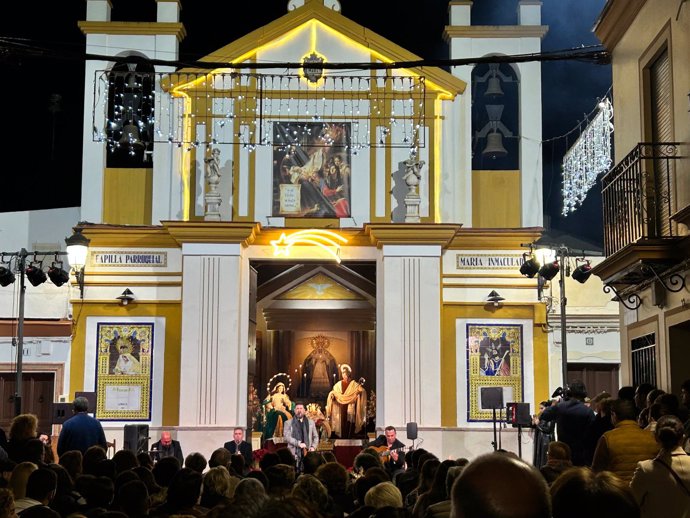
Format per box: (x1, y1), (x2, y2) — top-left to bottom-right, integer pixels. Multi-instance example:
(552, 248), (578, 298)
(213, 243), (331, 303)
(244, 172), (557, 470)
(486, 290), (505, 307)
(47, 262), (70, 287)
(117, 288), (135, 306)
(25, 263), (47, 287)
(520, 252), (541, 278)
(0, 265), (15, 287)
(538, 261), (560, 281)
(572, 259), (592, 284)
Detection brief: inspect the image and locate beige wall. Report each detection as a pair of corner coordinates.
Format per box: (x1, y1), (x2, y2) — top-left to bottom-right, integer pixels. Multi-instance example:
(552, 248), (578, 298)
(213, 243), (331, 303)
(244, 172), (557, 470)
(610, 0), (690, 215)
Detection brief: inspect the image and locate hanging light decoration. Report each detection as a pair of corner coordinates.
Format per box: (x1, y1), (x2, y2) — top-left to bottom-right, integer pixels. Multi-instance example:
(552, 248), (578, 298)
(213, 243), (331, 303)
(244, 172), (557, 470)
(561, 98), (614, 215)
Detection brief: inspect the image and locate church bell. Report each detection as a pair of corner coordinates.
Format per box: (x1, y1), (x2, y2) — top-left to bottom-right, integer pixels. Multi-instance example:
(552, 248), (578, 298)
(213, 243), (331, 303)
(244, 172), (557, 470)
(484, 76), (504, 97)
(482, 131), (508, 158)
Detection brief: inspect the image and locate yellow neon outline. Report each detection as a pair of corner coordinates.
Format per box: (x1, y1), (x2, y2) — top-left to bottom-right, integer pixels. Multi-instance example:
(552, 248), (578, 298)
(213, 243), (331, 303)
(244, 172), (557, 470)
(270, 229), (348, 263)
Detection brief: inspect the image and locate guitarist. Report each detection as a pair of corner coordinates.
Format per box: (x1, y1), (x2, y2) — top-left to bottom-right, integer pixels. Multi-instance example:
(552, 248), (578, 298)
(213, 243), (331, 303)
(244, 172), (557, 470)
(369, 426), (407, 477)
(284, 403), (319, 472)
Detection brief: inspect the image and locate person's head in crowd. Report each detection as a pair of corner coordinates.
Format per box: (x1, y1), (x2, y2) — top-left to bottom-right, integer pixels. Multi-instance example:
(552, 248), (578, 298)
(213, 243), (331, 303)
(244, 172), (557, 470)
(118, 479), (149, 517)
(550, 467), (638, 518)
(58, 450), (82, 482)
(167, 467), (202, 510)
(185, 452), (207, 474)
(354, 476), (379, 506)
(394, 470), (418, 501)
(371, 506), (410, 518)
(202, 466), (236, 506)
(227, 454), (244, 476)
(547, 441), (572, 462)
(567, 380), (587, 400)
(0, 459), (17, 485)
(417, 458), (441, 494)
(637, 407), (650, 428)
(8, 461), (38, 499)
(590, 392), (611, 415)
(259, 451), (280, 471)
(301, 451), (325, 475)
(82, 445), (107, 476)
(26, 468), (58, 505)
(234, 477), (268, 509)
(93, 459), (116, 480)
(292, 474), (330, 514)
(136, 452), (153, 470)
(634, 383), (655, 410)
(132, 466), (161, 497)
(611, 398), (637, 425)
(76, 475), (115, 509)
(24, 439), (45, 466)
(152, 455), (180, 487)
(73, 396), (90, 413)
(322, 451), (337, 464)
(315, 462), (349, 497)
(648, 402), (663, 424)
(9, 414), (38, 442)
(365, 481), (403, 509)
(617, 386), (636, 401)
(0, 488), (15, 518)
(680, 379), (690, 408)
(655, 414), (686, 451)
(47, 463), (75, 498)
(276, 447), (295, 467)
(245, 469), (269, 490)
(445, 465), (465, 499)
(415, 453), (437, 480)
(256, 496), (322, 518)
(209, 447), (231, 469)
(365, 467), (391, 484)
(265, 464), (296, 497)
(410, 449), (429, 471)
(354, 452), (382, 474)
(427, 459), (458, 501)
(647, 389), (665, 408)
(112, 449), (138, 474)
(113, 470), (139, 503)
(656, 393), (681, 416)
(451, 453), (550, 518)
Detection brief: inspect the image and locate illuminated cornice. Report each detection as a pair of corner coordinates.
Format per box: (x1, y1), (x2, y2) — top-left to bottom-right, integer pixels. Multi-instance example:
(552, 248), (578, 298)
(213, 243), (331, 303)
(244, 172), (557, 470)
(78, 21), (187, 41)
(448, 228), (543, 250)
(365, 224), (461, 248)
(79, 225), (179, 249)
(162, 221), (261, 246)
(443, 25), (548, 42)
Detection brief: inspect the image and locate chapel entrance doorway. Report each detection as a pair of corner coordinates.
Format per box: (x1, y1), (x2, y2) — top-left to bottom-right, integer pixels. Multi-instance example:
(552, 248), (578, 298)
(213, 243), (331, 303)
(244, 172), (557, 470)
(248, 261), (376, 443)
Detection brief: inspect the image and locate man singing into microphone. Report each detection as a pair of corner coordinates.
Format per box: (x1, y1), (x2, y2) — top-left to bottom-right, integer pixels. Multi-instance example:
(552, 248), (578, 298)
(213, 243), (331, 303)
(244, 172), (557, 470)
(284, 403), (319, 471)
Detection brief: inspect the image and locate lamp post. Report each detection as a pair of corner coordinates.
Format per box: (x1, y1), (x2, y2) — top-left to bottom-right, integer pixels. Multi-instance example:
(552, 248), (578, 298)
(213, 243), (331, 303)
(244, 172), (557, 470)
(556, 247), (569, 389)
(0, 230), (89, 415)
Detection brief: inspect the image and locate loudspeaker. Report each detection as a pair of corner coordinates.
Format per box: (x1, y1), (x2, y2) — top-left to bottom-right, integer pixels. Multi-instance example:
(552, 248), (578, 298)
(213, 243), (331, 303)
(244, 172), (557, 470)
(406, 422), (418, 440)
(480, 387), (504, 410)
(123, 424), (150, 454)
(51, 402), (74, 425)
(506, 402), (531, 427)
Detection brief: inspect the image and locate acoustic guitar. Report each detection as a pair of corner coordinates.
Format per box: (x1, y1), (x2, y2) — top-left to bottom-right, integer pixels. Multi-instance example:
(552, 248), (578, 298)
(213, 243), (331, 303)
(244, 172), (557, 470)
(371, 445), (412, 463)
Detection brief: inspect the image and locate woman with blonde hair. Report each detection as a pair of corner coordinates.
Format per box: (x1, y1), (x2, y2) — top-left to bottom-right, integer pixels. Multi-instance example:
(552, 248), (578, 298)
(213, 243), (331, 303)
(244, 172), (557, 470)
(7, 415), (38, 464)
(0, 488), (16, 518)
(365, 481), (404, 509)
(8, 462), (38, 500)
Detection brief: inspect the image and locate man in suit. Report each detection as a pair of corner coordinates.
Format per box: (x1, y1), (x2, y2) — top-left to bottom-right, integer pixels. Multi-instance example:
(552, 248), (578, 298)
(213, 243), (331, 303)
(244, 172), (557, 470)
(284, 403), (319, 470)
(224, 427), (253, 468)
(151, 431), (183, 464)
(57, 397), (107, 456)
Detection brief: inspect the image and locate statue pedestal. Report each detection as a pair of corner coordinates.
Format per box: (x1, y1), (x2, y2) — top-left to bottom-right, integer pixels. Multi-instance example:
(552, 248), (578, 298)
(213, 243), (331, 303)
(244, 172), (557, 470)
(404, 193), (421, 223)
(204, 192), (222, 221)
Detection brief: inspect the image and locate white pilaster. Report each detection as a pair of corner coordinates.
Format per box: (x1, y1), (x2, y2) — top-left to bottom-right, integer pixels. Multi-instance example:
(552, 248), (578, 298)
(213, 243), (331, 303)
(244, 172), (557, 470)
(179, 243), (248, 428)
(377, 245), (442, 431)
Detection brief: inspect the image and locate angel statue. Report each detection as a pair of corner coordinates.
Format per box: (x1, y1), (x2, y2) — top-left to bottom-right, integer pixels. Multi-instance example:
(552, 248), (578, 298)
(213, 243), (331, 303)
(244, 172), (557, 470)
(262, 375), (295, 440)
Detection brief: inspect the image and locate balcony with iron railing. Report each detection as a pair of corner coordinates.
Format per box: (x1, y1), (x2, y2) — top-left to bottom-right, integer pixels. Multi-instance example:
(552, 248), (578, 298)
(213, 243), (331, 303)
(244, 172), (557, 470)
(592, 143), (687, 286)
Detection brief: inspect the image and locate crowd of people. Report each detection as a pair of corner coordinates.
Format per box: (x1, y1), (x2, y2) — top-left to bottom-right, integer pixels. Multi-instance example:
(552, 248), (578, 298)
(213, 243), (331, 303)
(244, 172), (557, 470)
(0, 381), (687, 518)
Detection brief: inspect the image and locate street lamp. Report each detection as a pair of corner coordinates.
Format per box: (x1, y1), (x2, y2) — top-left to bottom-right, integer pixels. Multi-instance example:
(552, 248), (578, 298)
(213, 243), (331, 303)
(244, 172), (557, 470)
(0, 229), (89, 415)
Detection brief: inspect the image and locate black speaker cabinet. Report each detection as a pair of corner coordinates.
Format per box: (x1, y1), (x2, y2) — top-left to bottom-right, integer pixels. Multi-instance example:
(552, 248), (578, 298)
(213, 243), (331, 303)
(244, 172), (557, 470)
(51, 402), (74, 425)
(506, 402), (532, 427)
(480, 387), (504, 410)
(123, 424), (150, 454)
(406, 422), (418, 440)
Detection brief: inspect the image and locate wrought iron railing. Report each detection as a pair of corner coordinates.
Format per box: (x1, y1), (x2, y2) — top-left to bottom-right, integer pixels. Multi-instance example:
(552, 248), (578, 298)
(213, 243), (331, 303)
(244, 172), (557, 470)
(601, 143), (681, 256)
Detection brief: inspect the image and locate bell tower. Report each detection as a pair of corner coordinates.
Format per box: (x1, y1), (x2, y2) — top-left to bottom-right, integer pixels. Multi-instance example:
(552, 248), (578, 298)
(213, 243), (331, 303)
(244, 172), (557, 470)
(445, 0), (547, 228)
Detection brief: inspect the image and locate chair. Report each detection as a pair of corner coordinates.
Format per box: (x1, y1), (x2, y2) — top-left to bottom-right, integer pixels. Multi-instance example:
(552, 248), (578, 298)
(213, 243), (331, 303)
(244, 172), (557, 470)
(106, 439), (116, 459)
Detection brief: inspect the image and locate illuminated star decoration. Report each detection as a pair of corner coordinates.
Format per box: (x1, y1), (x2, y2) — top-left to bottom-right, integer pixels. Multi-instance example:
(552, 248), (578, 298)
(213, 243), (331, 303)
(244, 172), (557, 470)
(270, 229), (349, 263)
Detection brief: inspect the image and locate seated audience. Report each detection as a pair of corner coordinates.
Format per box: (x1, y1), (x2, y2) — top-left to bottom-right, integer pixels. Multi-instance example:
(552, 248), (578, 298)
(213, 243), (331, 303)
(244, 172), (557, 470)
(539, 441), (573, 485)
(185, 452), (208, 474)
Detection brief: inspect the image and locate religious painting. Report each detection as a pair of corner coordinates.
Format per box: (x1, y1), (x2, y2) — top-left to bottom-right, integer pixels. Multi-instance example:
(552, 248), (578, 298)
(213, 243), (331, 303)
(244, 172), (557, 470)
(272, 122), (351, 218)
(95, 323), (153, 420)
(466, 323), (523, 422)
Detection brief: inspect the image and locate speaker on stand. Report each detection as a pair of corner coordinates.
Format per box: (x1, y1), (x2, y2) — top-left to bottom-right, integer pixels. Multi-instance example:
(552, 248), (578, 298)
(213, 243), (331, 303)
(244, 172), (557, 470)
(506, 402), (531, 459)
(123, 424), (150, 455)
(406, 422), (418, 449)
(480, 387), (504, 451)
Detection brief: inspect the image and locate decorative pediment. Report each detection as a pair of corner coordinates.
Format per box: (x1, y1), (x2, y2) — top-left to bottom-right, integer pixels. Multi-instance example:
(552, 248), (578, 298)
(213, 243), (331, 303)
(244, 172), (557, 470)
(277, 272), (363, 300)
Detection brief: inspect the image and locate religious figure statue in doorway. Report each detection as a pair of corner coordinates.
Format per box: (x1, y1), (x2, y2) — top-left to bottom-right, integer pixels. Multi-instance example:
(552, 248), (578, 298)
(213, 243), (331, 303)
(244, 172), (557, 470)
(262, 377), (294, 440)
(326, 364), (367, 438)
(299, 335), (339, 399)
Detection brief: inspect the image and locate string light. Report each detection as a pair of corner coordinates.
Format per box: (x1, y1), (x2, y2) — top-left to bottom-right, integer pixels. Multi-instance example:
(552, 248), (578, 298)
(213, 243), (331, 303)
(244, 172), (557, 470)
(561, 98), (613, 215)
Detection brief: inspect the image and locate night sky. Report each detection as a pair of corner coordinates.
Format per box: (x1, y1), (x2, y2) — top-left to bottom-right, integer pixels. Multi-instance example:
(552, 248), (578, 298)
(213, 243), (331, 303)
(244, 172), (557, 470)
(0, 0), (610, 245)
